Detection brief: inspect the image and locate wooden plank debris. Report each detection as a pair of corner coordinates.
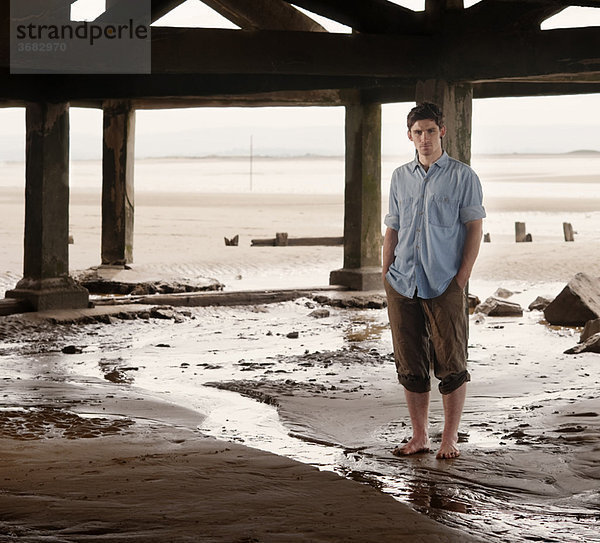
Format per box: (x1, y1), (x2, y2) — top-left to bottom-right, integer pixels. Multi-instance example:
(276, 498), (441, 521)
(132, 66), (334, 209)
(251, 232), (344, 247)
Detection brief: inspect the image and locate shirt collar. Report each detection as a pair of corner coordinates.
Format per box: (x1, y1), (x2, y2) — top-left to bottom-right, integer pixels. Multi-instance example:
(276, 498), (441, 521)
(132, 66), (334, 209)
(411, 150), (449, 172)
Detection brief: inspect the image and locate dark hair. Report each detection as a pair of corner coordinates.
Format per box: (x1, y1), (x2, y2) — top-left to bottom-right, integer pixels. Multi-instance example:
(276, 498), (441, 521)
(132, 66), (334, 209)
(407, 102), (444, 130)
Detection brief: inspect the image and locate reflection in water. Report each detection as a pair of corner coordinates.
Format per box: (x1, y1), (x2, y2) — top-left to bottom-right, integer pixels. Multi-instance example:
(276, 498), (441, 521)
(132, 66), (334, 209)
(335, 449), (600, 543)
(406, 479), (470, 514)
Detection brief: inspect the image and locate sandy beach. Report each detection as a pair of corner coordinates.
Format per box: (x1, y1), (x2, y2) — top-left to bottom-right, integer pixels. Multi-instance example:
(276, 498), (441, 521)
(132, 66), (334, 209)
(1, 155), (599, 542)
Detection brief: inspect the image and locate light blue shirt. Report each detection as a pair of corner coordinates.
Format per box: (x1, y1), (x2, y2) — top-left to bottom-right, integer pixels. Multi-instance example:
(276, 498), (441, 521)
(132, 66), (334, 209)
(384, 151), (486, 299)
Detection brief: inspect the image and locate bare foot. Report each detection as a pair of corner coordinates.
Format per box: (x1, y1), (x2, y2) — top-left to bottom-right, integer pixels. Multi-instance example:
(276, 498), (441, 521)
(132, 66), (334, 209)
(436, 440), (460, 459)
(392, 437), (431, 457)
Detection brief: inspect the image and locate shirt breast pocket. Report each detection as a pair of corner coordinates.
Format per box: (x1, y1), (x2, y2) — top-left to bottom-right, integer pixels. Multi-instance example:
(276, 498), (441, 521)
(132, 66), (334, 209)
(427, 195), (459, 228)
(399, 197), (414, 229)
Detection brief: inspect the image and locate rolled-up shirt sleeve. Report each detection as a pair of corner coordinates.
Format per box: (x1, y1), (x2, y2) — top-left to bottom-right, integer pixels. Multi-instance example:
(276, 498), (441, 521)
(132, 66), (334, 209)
(459, 171), (486, 224)
(384, 173), (400, 230)
(384, 213), (400, 230)
(460, 204), (486, 223)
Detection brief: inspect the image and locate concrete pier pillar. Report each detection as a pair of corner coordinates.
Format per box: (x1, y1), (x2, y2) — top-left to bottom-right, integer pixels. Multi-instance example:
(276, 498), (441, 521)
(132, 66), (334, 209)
(101, 100), (135, 266)
(416, 80), (473, 337)
(416, 79), (473, 165)
(330, 101), (382, 291)
(5, 102), (89, 311)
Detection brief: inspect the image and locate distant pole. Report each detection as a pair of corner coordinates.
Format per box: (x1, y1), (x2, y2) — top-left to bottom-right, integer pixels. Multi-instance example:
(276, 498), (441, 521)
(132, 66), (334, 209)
(249, 134), (253, 192)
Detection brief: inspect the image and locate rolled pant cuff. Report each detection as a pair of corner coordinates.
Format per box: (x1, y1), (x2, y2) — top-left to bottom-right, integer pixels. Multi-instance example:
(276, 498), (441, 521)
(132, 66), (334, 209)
(438, 370), (471, 395)
(398, 374), (431, 394)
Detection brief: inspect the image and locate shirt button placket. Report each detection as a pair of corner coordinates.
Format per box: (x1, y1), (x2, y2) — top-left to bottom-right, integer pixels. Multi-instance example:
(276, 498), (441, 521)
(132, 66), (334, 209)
(416, 176), (427, 252)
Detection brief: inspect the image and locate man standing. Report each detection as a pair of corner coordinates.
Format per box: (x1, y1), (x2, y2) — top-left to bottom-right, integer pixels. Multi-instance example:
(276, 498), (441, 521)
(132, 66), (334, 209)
(382, 102), (485, 460)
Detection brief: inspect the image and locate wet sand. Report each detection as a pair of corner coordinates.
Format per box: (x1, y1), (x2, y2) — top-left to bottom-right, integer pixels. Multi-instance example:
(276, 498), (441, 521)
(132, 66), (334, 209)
(1, 378), (481, 543)
(1, 180), (600, 541)
(1, 285), (599, 542)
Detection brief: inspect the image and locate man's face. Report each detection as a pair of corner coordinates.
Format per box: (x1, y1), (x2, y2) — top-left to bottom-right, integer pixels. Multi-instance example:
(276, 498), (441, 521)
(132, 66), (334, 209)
(408, 119), (446, 159)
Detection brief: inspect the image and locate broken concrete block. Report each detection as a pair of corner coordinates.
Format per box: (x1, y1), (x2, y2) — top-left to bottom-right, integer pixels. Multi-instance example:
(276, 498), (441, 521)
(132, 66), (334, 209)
(475, 297), (523, 317)
(544, 273), (600, 326)
(494, 288), (514, 299)
(565, 333), (600, 355)
(581, 318), (600, 343)
(308, 309), (331, 319)
(528, 296), (553, 312)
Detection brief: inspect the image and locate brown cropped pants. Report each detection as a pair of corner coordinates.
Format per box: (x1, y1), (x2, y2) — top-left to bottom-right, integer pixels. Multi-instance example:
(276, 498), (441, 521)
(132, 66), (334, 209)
(384, 277), (470, 395)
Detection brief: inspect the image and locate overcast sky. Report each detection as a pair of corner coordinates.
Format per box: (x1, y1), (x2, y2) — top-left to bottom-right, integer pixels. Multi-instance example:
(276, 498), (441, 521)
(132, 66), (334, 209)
(1, 0), (599, 159)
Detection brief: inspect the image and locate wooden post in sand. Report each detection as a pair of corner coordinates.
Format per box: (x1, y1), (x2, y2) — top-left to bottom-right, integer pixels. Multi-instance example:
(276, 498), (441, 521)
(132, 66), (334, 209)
(329, 98), (382, 291)
(275, 232), (289, 246)
(102, 100), (136, 266)
(515, 222), (528, 242)
(563, 222), (574, 242)
(5, 102), (89, 310)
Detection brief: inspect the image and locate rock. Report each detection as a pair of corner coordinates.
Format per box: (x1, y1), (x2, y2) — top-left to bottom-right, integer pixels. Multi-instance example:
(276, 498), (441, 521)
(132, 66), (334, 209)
(130, 284), (151, 296)
(473, 313), (486, 325)
(150, 308), (176, 320)
(581, 318), (600, 343)
(62, 345), (83, 354)
(528, 296), (553, 311)
(475, 297), (523, 317)
(309, 309), (330, 319)
(313, 294), (386, 309)
(544, 273), (600, 326)
(149, 307), (186, 323)
(494, 288), (514, 299)
(565, 333), (600, 355)
(103, 368), (134, 384)
(74, 267), (224, 295)
(468, 294), (480, 309)
(286, 331), (299, 339)
(96, 315), (119, 325)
